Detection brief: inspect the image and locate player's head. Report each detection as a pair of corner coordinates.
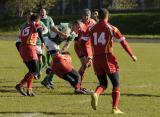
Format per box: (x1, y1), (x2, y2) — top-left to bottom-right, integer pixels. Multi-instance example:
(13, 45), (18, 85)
(92, 9), (99, 21)
(30, 14), (40, 22)
(40, 8), (47, 17)
(98, 8), (109, 21)
(81, 9), (91, 22)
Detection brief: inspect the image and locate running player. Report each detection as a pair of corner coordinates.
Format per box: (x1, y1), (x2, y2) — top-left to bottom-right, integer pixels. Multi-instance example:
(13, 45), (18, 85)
(74, 9), (96, 85)
(81, 8), (137, 114)
(15, 14), (44, 96)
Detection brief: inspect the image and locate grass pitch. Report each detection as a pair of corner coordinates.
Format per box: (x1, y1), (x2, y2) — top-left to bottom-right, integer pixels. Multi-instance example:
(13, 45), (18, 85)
(0, 40), (160, 117)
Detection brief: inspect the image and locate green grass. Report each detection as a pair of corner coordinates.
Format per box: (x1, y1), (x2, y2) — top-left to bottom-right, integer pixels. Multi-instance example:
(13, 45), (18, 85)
(0, 40), (160, 117)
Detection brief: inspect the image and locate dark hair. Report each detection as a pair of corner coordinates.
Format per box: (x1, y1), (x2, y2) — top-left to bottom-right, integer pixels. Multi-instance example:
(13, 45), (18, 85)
(98, 8), (109, 20)
(30, 14), (40, 21)
(81, 8), (91, 16)
(92, 9), (98, 12)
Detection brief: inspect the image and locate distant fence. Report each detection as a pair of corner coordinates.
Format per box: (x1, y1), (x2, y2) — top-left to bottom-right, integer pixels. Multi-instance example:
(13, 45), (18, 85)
(50, 0), (160, 15)
(0, 0), (160, 17)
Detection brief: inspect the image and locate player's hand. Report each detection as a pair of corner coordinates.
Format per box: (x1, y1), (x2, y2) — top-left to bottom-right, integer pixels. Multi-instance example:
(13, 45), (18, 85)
(131, 55), (137, 62)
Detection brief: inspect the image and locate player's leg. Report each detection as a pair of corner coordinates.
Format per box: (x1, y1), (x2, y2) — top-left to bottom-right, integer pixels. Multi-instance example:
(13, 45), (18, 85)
(91, 74), (108, 110)
(42, 39), (59, 87)
(78, 56), (87, 82)
(15, 60), (38, 96)
(25, 60), (39, 96)
(62, 69), (81, 90)
(108, 72), (123, 114)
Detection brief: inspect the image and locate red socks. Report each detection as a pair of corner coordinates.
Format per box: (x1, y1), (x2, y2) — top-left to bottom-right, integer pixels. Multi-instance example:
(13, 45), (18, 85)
(27, 75), (34, 90)
(19, 73), (31, 87)
(95, 85), (106, 95)
(19, 72), (35, 90)
(112, 87), (120, 109)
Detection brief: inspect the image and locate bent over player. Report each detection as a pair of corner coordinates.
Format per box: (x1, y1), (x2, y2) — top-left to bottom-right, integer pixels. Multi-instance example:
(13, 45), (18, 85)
(15, 14), (44, 96)
(45, 51), (90, 94)
(81, 8), (137, 114)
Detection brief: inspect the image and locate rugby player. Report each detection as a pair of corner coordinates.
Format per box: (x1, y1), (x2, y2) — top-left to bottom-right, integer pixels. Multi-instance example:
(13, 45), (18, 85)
(15, 14), (44, 96)
(74, 9), (96, 85)
(81, 8), (137, 114)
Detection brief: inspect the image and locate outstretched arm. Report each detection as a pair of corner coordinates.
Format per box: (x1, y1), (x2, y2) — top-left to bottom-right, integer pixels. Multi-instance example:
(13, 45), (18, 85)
(120, 39), (137, 62)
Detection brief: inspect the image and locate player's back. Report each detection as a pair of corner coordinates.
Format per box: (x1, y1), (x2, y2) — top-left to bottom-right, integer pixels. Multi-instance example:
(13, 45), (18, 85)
(20, 22), (39, 45)
(90, 20), (111, 56)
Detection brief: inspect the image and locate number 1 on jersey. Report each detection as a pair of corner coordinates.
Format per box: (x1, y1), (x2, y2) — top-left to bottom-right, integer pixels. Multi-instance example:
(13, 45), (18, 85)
(93, 32), (106, 45)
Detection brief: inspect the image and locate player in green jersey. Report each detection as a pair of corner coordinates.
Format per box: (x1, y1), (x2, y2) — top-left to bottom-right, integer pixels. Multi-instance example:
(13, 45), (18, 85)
(41, 21), (79, 89)
(39, 8), (67, 66)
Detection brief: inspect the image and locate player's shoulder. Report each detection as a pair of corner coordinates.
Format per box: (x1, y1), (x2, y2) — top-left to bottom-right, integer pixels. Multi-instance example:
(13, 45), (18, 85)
(89, 18), (96, 24)
(47, 16), (53, 21)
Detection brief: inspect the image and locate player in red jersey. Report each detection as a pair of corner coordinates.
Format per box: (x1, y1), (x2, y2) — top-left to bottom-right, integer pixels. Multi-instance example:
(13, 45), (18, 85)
(15, 14), (44, 96)
(45, 51), (91, 94)
(74, 9), (96, 85)
(81, 8), (137, 114)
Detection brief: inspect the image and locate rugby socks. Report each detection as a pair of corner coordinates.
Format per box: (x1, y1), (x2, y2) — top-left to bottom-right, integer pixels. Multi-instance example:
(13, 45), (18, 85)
(19, 73), (31, 87)
(75, 83), (81, 90)
(95, 85), (106, 95)
(27, 74), (34, 90)
(112, 87), (120, 109)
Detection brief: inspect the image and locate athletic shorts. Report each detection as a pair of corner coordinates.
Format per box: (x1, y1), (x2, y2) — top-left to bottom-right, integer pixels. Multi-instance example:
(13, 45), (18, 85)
(36, 45), (43, 55)
(51, 59), (73, 78)
(44, 37), (60, 52)
(19, 44), (38, 62)
(93, 53), (119, 75)
(74, 40), (92, 58)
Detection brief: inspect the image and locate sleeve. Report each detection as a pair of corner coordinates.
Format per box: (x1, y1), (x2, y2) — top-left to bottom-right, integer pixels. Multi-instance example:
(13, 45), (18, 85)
(112, 26), (125, 42)
(111, 26), (134, 57)
(49, 17), (55, 28)
(80, 30), (92, 57)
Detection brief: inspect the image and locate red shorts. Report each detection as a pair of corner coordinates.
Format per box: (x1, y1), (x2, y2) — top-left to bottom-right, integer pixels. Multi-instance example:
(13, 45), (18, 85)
(74, 41), (92, 58)
(51, 59), (73, 78)
(19, 44), (38, 62)
(93, 53), (119, 75)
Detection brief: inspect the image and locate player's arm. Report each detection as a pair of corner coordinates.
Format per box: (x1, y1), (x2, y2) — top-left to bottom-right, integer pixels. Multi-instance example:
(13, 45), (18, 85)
(113, 27), (137, 62)
(61, 31), (78, 52)
(80, 32), (93, 66)
(40, 21), (48, 35)
(37, 27), (45, 48)
(49, 17), (67, 39)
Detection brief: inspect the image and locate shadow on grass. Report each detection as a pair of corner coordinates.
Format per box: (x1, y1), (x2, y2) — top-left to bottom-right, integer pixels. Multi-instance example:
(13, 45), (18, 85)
(0, 112), (88, 116)
(102, 93), (160, 97)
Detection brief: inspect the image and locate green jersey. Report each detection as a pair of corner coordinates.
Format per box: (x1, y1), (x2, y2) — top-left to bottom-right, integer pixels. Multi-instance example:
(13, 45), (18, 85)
(40, 16), (54, 37)
(49, 23), (77, 45)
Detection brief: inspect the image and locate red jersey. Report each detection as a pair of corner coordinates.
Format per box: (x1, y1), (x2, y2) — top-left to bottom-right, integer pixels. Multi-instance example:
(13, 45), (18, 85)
(20, 22), (41, 45)
(86, 20), (125, 56)
(51, 54), (73, 78)
(74, 18), (96, 58)
(81, 20), (134, 74)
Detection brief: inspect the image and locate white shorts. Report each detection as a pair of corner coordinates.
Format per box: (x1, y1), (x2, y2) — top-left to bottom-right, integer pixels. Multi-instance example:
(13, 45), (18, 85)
(36, 45), (43, 55)
(44, 37), (60, 52)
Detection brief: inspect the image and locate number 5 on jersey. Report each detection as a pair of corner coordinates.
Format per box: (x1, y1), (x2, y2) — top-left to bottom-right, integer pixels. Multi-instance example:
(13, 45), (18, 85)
(93, 32), (106, 45)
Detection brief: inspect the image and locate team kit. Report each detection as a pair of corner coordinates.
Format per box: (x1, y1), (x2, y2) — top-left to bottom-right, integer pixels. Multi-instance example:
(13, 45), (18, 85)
(15, 8), (137, 114)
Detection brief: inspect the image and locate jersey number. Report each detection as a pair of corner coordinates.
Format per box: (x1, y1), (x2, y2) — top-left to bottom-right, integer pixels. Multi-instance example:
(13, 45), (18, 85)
(22, 27), (30, 36)
(93, 32), (106, 45)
